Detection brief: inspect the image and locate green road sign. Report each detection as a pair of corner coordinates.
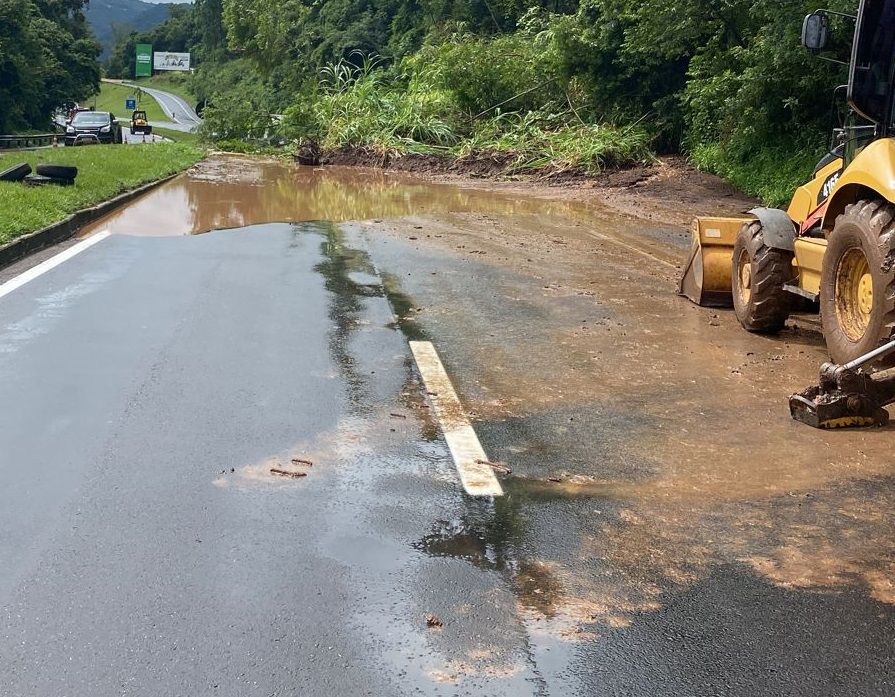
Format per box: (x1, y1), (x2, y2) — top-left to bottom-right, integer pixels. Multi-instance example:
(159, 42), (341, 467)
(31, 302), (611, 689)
(135, 44), (152, 78)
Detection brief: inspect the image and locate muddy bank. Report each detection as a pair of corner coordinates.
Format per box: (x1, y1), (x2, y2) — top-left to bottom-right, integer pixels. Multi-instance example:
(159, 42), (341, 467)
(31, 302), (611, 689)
(315, 147), (757, 228)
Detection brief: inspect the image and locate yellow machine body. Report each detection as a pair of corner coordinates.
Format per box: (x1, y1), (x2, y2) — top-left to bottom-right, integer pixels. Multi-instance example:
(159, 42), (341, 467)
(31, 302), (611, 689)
(678, 217), (750, 306)
(821, 138), (895, 227)
(679, 138), (895, 309)
(792, 237), (826, 295)
(788, 157), (844, 226)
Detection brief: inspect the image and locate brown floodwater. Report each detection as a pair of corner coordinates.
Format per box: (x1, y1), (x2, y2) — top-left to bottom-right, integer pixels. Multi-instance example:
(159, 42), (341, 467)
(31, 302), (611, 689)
(79, 155), (618, 238)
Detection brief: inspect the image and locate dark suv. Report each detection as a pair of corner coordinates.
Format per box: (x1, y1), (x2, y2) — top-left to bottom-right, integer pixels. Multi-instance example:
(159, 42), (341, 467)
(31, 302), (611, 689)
(64, 111), (123, 145)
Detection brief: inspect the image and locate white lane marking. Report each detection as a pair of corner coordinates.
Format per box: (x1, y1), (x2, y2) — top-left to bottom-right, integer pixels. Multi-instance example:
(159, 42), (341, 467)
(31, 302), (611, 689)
(0, 230), (111, 301)
(409, 340), (503, 497)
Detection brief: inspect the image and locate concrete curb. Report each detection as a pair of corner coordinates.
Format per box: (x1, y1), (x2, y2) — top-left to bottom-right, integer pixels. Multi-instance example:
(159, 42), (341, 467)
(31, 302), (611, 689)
(0, 172), (180, 270)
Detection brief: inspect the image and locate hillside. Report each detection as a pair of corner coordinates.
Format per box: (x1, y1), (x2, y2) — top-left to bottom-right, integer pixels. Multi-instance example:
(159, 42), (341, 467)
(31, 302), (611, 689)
(85, 0), (182, 58)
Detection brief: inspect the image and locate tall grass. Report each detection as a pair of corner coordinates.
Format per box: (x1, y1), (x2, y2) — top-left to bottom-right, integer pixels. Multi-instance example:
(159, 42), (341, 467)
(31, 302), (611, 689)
(302, 57), (458, 152)
(462, 112), (652, 174)
(278, 56), (652, 174)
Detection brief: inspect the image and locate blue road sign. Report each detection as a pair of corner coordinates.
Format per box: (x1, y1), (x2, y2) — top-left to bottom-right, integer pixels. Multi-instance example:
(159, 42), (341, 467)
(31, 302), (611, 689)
(126, 97), (137, 110)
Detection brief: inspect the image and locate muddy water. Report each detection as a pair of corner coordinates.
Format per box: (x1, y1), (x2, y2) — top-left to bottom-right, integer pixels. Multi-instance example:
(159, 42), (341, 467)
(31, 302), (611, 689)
(82, 155), (895, 660)
(79, 154), (627, 238)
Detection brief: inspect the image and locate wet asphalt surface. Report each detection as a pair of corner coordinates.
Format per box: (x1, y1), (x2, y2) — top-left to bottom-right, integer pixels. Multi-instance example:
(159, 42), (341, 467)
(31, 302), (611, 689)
(1, 157), (894, 695)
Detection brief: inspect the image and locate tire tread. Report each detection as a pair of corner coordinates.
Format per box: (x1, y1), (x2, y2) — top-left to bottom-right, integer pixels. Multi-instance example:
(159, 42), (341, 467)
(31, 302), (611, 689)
(822, 199), (895, 363)
(732, 221), (792, 332)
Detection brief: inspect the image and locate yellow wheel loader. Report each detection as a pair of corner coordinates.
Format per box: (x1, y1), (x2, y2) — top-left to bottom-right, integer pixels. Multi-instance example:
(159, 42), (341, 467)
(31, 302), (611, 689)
(680, 0), (895, 428)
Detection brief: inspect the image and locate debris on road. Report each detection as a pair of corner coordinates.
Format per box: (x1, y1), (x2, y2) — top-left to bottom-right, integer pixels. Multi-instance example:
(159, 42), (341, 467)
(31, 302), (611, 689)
(476, 458), (512, 475)
(291, 457), (313, 466)
(271, 468), (307, 479)
(389, 412), (407, 419)
(425, 613), (444, 629)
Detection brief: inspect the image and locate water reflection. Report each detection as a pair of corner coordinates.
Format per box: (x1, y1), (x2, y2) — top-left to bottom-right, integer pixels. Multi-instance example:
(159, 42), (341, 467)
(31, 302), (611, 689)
(415, 497), (566, 619)
(311, 222), (427, 415)
(80, 155), (593, 238)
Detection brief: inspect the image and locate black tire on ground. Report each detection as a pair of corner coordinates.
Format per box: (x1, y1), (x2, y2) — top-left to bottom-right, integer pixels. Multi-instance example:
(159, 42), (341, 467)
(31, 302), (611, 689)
(0, 162), (31, 182)
(36, 163), (78, 179)
(820, 199), (895, 364)
(731, 220), (794, 332)
(23, 174), (74, 187)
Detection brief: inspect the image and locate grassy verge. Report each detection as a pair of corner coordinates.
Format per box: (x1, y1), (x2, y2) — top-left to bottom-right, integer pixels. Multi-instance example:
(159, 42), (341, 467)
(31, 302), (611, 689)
(93, 82), (168, 122)
(150, 126), (201, 146)
(0, 143), (203, 245)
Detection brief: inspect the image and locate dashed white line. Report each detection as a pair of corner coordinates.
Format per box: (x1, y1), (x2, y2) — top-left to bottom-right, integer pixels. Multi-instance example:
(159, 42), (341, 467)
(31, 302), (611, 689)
(410, 340), (503, 497)
(0, 230), (111, 301)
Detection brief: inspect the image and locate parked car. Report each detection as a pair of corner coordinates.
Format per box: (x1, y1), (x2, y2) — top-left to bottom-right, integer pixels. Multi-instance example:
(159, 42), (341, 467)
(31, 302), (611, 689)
(64, 111), (122, 145)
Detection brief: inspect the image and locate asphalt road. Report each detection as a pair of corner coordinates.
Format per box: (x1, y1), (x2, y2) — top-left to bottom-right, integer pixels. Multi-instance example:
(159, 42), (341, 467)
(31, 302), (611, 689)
(121, 126), (169, 144)
(1, 160), (894, 695)
(125, 82), (201, 132)
(0, 225), (534, 695)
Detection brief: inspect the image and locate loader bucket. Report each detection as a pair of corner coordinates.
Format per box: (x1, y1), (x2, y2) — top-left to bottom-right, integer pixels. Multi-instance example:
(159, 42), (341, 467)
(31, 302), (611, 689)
(678, 217), (750, 307)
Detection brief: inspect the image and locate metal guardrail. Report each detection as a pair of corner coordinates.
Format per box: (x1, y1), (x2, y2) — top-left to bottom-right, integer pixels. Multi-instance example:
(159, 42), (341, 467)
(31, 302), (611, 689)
(0, 133), (61, 149)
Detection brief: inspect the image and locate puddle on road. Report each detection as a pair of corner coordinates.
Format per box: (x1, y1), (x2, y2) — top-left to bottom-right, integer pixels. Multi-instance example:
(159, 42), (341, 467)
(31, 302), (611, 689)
(78, 154), (614, 238)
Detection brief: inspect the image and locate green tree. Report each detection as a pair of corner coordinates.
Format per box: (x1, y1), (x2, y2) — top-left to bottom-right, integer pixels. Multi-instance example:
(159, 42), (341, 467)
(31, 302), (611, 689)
(0, 0), (100, 131)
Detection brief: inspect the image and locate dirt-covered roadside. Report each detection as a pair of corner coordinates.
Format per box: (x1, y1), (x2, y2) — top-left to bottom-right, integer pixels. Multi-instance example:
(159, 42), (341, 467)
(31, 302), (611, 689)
(318, 148), (758, 228)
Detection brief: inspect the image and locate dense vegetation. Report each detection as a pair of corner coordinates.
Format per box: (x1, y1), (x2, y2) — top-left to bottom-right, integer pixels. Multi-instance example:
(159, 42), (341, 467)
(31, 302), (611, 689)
(0, 0), (100, 132)
(109, 0), (860, 204)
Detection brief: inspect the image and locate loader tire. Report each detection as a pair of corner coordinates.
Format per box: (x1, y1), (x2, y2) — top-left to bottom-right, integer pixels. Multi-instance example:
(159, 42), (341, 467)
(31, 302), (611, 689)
(731, 220), (793, 332)
(820, 199), (895, 364)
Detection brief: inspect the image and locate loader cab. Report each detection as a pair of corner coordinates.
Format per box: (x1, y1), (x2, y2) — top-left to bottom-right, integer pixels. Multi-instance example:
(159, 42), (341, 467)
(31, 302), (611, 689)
(848, 0), (895, 134)
(804, 1), (895, 137)
(801, 1), (895, 172)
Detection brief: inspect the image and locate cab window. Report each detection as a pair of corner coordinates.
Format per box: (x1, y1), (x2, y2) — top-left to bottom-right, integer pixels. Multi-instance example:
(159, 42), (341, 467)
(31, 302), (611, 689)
(850, 0), (895, 125)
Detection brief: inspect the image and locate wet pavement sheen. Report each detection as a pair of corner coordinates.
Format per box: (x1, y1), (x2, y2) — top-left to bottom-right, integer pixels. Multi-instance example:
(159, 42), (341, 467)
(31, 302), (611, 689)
(2, 155), (894, 695)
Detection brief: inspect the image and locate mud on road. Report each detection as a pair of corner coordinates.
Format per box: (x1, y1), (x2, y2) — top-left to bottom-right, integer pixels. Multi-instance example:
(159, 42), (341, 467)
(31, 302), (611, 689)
(75, 155), (895, 692)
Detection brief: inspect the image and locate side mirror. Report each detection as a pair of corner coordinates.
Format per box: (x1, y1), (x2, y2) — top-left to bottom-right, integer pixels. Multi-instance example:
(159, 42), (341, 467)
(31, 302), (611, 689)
(802, 11), (829, 51)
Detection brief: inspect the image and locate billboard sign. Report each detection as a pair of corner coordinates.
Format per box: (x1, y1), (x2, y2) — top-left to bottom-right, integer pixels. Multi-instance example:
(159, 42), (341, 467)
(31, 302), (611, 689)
(135, 44), (152, 77)
(153, 52), (191, 72)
